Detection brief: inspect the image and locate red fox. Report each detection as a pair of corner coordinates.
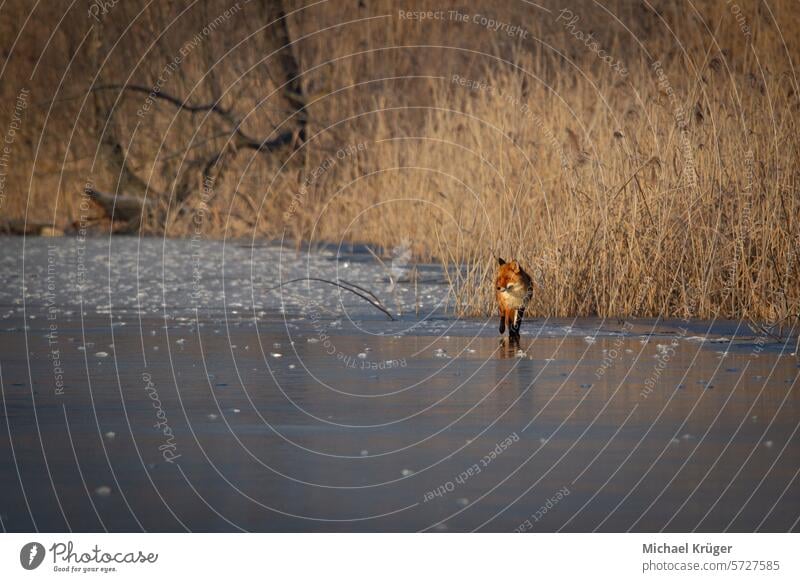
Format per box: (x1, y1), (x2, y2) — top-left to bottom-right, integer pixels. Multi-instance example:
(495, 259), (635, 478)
(495, 257), (533, 341)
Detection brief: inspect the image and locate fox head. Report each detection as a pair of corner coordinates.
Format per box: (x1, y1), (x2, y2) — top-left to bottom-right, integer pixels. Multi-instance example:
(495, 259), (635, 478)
(495, 257), (524, 291)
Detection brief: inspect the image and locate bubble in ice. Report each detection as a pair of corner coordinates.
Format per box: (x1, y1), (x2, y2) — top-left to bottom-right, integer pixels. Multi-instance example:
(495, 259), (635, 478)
(95, 351), (109, 358)
(401, 468), (414, 476)
(104, 431), (116, 439)
(94, 486), (112, 497)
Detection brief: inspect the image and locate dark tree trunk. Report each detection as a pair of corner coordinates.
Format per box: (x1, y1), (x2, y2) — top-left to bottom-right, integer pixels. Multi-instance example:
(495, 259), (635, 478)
(260, 0), (307, 144)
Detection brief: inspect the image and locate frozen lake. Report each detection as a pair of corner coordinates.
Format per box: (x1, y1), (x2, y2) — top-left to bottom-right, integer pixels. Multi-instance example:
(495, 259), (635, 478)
(0, 237), (798, 531)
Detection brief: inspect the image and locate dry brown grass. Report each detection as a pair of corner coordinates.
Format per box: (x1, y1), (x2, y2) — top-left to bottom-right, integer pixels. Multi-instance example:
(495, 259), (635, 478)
(1, 0), (798, 325)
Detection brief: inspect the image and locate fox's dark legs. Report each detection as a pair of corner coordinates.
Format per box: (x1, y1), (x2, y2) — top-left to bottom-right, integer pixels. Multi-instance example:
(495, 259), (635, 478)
(500, 308), (525, 340)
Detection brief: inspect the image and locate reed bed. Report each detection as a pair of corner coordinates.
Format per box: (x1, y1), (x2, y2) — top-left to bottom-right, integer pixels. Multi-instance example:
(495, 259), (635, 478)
(1, 0), (798, 325)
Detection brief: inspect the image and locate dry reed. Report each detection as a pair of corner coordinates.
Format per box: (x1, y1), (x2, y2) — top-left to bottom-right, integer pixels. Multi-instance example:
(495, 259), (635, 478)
(1, 0), (798, 325)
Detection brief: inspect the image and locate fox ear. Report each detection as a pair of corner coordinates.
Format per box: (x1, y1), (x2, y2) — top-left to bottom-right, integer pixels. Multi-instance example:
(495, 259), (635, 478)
(510, 260), (520, 273)
(498, 257), (506, 265)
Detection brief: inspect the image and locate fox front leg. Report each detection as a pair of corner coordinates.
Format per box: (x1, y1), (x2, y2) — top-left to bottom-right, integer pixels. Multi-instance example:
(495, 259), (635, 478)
(509, 307), (524, 339)
(498, 307), (506, 335)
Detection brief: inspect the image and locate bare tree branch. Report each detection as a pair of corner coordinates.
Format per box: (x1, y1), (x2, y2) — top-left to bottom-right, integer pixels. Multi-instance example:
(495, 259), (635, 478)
(91, 83), (233, 117)
(264, 277), (396, 321)
(89, 83), (302, 156)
